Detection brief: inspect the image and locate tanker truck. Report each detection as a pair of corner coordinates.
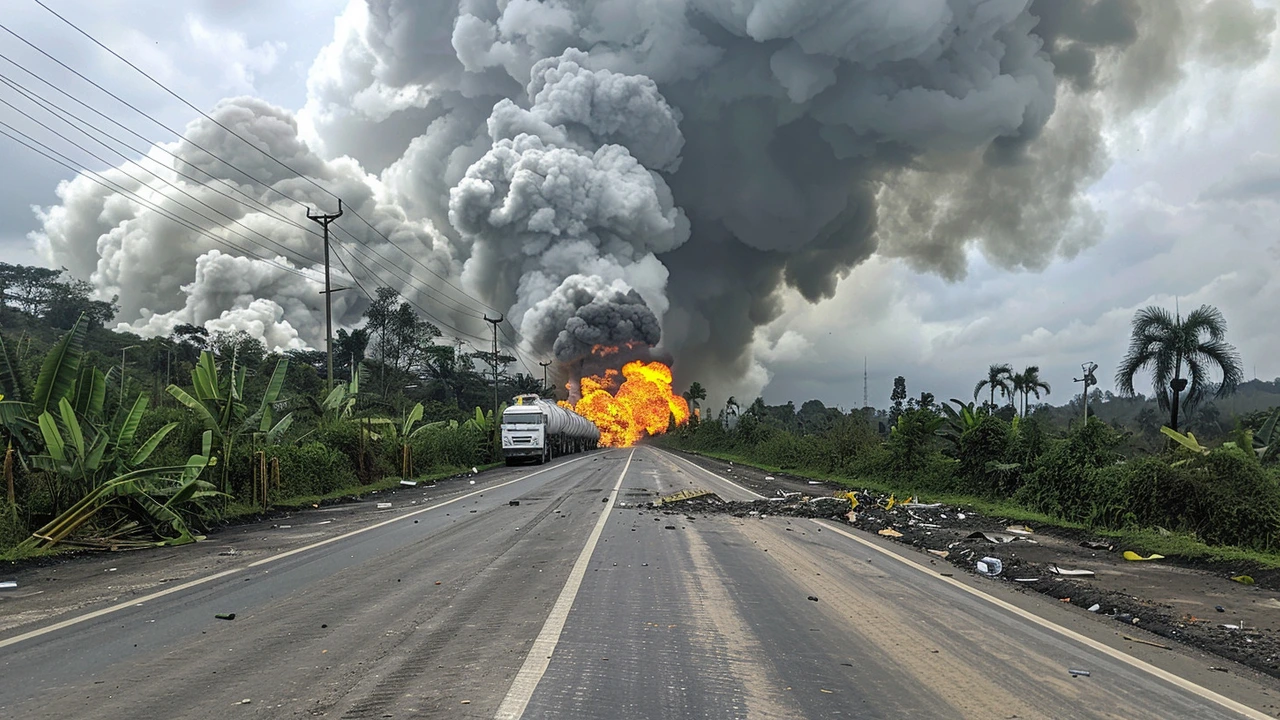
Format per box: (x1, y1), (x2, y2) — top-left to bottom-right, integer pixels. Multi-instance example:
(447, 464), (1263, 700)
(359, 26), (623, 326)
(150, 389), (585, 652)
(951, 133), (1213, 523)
(500, 394), (601, 465)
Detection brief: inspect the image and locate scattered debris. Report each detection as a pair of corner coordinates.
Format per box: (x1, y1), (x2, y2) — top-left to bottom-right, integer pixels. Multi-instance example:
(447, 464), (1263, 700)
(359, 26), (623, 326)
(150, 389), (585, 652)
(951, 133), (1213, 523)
(927, 549), (950, 559)
(1080, 540), (1113, 551)
(878, 528), (903, 538)
(1013, 578), (1038, 583)
(1088, 604), (1101, 613)
(1005, 525), (1034, 535)
(0, 580), (17, 589)
(1216, 606), (1226, 613)
(1123, 635), (1171, 650)
(238, 699), (252, 705)
(1048, 565), (1095, 578)
(215, 613), (236, 621)
(1210, 666), (1229, 673)
(400, 480), (417, 487)
(218, 549), (238, 556)
(808, 595), (819, 602)
(1231, 575), (1256, 585)
(657, 488), (717, 505)
(902, 502), (943, 509)
(967, 531), (1018, 544)
(376, 502), (392, 509)
(509, 500), (520, 506)
(1068, 669), (1091, 677)
(1122, 551), (1165, 562)
(664, 525), (676, 530)
(976, 557), (1003, 577)
(765, 476), (775, 480)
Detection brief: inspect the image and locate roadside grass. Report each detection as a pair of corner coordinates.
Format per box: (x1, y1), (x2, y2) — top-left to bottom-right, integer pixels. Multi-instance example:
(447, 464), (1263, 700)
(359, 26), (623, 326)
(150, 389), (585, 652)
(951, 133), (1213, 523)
(225, 462), (503, 519)
(677, 448), (1280, 571)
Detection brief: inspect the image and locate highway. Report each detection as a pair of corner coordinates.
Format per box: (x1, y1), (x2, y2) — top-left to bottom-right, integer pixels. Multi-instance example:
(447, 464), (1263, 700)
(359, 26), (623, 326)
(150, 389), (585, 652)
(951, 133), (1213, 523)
(1, 447), (1277, 719)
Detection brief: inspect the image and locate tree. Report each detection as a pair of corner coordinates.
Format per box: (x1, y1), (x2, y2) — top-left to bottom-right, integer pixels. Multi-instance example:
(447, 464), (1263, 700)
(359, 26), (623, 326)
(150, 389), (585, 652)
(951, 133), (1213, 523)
(974, 364), (1013, 410)
(1012, 366), (1051, 416)
(724, 396), (739, 424)
(1115, 304), (1243, 432)
(209, 330), (266, 368)
(889, 376), (907, 423)
(682, 381), (707, 418)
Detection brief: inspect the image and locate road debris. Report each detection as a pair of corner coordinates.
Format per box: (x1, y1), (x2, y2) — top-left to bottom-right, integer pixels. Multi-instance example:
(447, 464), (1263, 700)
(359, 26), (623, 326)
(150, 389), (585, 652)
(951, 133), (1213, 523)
(215, 613), (236, 621)
(1231, 575), (1256, 585)
(1080, 540), (1114, 551)
(1210, 666), (1229, 673)
(1048, 565), (1095, 578)
(376, 502), (392, 509)
(400, 480), (417, 487)
(1122, 551), (1165, 561)
(808, 595), (819, 602)
(1123, 635), (1171, 650)
(1087, 604), (1101, 612)
(976, 557), (1003, 577)
(1005, 525), (1034, 535)
(1068, 669), (1091, 677)
(878, 528), (903, 538)
(218, 548), (237, 556)
(509, 500), (520, 506)
(0, 580), (18, 589)
(967, 531), (1019, 544)
(927, 549), (950, 559)
(238, 699), (252, 705)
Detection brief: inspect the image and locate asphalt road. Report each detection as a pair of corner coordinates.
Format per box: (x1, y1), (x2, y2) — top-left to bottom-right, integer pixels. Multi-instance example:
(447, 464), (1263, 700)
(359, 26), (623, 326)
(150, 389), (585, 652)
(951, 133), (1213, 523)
(2, 447), (1277, 719)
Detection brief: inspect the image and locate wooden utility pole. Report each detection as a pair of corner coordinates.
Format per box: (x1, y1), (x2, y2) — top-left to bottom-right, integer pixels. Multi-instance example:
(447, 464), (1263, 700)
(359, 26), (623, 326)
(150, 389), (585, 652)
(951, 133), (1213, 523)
(539, 360), (552, 395)
(307, 200), (343, 393)
(484, 315), (503, 424)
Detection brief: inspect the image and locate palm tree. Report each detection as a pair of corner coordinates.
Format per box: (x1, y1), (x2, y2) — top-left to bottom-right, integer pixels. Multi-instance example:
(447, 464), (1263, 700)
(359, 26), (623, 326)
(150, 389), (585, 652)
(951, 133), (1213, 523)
(1115, 304), (1243, 432)
(1012, 366), (1051, 416)
(682, 381), (707, 418)
(974, 363), (1014, 411)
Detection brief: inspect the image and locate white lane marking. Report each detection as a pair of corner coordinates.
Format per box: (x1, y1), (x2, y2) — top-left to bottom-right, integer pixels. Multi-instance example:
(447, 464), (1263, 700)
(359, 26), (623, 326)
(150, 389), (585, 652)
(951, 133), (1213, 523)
(0, 453), (599, 650)
(494, 448), (635, 720)
(814, 520), (1270, 720)
(649, 447), (765, 499)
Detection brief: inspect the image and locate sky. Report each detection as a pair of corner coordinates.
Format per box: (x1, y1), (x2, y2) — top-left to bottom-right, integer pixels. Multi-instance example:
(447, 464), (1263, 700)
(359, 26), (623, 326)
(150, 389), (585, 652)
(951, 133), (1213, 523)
(0, 0), (1277, 413)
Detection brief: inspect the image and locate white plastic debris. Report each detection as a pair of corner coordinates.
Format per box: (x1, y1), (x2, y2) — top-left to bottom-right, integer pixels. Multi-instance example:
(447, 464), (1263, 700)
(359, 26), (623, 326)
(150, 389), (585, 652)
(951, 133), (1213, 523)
(376, 502), (392, 509)
(765, 476), (775, 480)
(400, 480), (418, 487)
(469, 480), (476, 485)
(1048, 565), (1095, 577)
(0, 580), (17, 589)
(471, 467), (478, 474)
(976, 557), (1003, 577)
(1088, 604), (1101, 613)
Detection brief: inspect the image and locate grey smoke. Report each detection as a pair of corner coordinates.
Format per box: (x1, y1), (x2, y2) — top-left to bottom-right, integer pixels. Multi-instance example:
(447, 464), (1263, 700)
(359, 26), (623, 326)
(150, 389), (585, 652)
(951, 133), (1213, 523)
(33, 0), (1277, 395)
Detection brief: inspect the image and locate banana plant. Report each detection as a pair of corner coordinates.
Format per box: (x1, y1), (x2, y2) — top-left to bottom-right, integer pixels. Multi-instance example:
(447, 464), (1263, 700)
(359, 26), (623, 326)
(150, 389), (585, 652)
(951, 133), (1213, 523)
(936, 398), (981, 449)
(167, 350), (291, 495)
(33, 395), (179, 493)
(17, 439), (221, 552)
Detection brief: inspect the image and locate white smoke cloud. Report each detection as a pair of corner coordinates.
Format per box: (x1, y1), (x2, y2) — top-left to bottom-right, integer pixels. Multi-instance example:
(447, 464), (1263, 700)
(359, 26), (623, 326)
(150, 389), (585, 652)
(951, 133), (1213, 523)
(33, 0), (1277, 399)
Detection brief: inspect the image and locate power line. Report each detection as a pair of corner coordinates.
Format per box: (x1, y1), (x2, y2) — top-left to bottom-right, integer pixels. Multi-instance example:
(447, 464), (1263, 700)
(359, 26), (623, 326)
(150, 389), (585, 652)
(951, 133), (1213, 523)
(0, 75), (322, 267)
(13, 6), (547, 368)
(0, 50), (312, 231)
(0, 119), (318, 283)
(30, 0), (338, 205)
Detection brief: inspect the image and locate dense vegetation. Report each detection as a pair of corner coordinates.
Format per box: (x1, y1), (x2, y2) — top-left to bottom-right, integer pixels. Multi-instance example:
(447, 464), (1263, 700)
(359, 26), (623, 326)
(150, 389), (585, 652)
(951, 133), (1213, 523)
(664, 303), (1279, 552)
(0, 263), (551, 556)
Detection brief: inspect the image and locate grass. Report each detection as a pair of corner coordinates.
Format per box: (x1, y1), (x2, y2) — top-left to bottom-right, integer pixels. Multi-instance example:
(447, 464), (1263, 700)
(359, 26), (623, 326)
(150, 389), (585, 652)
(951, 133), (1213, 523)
(223, 462), (503, 519)
(676, 447), (1280, 571)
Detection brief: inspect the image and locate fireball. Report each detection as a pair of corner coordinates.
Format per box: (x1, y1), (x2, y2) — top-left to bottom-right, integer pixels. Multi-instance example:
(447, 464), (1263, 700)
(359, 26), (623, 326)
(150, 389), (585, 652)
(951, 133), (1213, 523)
(562, 358), (690, 447)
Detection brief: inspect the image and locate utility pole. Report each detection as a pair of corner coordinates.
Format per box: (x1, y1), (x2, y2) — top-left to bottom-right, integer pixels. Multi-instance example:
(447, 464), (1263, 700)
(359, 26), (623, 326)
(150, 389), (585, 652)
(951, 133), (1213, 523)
(307, 199), (343, 393)
(120, 345), (139, 398)
(539, 360), (552, 395)
(484, 315), (503, 424)
(1074, 361), (1098, 425)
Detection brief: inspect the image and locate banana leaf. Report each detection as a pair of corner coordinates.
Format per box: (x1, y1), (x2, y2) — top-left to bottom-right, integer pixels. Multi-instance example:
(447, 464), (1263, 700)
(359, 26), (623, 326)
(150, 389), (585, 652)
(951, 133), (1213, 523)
(0, 332), (25, 401)
(115, 393), (149, 448)
(130, 422), (179, 467)
(257, 358), (290, 432)
(31, 315), (86, 416)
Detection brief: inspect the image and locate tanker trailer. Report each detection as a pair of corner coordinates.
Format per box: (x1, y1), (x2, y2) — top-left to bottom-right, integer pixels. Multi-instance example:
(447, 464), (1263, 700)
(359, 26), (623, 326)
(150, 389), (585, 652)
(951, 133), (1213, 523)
(501, 395), (600, 464)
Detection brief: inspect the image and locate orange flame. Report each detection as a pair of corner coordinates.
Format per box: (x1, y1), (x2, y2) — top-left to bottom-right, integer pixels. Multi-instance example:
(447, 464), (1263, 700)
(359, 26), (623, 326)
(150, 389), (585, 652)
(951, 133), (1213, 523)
(561, 359), (689, 447)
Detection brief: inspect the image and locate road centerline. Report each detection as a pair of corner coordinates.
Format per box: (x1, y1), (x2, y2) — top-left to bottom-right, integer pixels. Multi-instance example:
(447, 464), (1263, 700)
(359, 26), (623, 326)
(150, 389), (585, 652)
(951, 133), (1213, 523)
(494, 448), (636, 720)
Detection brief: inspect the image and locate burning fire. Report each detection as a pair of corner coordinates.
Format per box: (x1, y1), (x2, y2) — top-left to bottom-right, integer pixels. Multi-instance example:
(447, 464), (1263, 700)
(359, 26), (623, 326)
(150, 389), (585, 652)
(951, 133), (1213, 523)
(561, 358), (690, 447)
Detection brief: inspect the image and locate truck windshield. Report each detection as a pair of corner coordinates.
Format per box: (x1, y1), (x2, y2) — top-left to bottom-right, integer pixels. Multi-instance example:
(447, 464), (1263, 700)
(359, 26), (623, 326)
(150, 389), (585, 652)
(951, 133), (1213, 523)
(503, 414), (544, 425)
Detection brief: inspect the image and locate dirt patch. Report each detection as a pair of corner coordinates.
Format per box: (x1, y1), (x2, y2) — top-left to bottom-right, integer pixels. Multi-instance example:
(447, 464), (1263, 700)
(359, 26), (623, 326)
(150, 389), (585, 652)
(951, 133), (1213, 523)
(664, 449), (1280, 680)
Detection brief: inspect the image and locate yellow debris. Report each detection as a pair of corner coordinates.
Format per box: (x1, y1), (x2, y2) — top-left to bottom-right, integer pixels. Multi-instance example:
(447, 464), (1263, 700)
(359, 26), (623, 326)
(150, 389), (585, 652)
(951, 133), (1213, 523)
(1122, 551), (1165, 561)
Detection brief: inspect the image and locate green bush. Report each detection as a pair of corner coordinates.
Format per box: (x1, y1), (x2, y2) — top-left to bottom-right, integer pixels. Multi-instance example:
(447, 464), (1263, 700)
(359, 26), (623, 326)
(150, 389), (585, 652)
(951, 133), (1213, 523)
(408, 424), (488, 474)
(1015, 418), (1125, 519)
(315, 421), (396, 484)
(957, 415), (1013, 496)
(265, 442), (353, 498)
